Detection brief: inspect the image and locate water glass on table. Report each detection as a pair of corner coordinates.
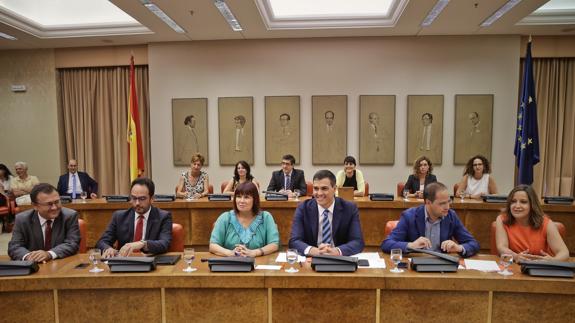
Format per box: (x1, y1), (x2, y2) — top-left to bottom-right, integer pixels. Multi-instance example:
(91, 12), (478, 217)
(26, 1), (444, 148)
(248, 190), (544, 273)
(285, 248), (299, 273)
(183, 247), (197, 272)
(390, 248), (404, 273)
(88, 248), (104, 273)
(498, 253), (513, 276)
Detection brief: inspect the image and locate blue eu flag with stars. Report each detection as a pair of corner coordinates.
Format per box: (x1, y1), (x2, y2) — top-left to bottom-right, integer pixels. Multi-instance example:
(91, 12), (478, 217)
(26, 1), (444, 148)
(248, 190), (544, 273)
(514, 41), (540, 185)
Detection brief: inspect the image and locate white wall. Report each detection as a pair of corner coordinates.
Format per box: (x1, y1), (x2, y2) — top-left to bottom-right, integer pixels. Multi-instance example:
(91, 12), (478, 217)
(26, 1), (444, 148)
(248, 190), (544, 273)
(148, 36), (520, 195)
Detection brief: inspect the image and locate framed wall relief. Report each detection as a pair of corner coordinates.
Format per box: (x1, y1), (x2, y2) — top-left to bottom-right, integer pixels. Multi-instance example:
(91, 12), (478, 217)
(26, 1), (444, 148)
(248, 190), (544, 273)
(454, 94), (494, 164)
(172, 98), (209, 166)
(406, 95), (444, 165)
(359, 95), (395, 165)
(265, 96), (301, 165)
(312, 95), (347, 165)
(218, 97), (254, 165)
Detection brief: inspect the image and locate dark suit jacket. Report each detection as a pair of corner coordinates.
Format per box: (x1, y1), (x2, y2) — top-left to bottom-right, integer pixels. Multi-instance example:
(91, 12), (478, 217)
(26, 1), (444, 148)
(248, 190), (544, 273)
(289, 197), (364, 256)
(8, 207), (80, 260)
(57, 171), (98, 197)
(96, 206), (172, 255)
(380, 205), (480, 257)
(267, 169), (307, 195)
(404, 174), (437, 194)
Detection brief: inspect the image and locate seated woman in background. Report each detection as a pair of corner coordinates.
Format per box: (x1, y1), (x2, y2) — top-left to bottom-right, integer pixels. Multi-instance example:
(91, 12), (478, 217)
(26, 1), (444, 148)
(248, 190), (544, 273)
(176, 153), (210, 199)
(456, 155), (497, 199)
(210, 182), (279, 257)
(404, 156), (437, 198)
(495, 185), (569, 261)
(222, 160), (260, 194)
(0, 163), (14, 195)
(335, 156), (365, 197)
(10, 161), (40, 198)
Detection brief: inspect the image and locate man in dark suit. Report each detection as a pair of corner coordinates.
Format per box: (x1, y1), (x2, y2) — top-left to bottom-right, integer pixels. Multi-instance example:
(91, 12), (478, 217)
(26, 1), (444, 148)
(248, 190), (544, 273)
(56, 159), (98, 199)
(266, 154), (307, 197)
(289, 170), (364, 256)
(8, 183), (80, 262)
(98, 177), (172, 258)
(381, 182), (480, 257)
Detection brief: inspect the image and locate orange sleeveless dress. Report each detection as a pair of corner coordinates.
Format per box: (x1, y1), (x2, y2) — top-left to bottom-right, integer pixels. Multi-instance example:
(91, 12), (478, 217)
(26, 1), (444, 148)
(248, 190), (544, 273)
(499, 214), (553, 256)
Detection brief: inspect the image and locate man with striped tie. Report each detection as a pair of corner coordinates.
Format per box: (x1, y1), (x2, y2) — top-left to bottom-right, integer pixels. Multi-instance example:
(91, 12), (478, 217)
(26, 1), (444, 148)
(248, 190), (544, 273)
(289, 170), (364, 256)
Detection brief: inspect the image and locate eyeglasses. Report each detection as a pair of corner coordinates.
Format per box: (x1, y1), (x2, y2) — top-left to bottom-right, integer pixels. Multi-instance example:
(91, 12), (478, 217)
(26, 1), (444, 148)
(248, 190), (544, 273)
(473, 163), (483, 166)
(281, 162), (292, 166)
(130, 196), (149, 202)
(35, 200), (61, 207)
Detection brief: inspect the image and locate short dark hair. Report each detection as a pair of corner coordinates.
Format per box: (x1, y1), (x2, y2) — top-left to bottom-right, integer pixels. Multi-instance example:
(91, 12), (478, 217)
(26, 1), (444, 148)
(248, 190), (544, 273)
(422, 112), (433, 122)
(423, 182), (448, 202)
(282, 154), (296, 165)
(325, 110), (335, 118)
(313, 170), (336, 187)
(343, 156), (356, 165)
(131, 177), (155, 197)
(31, 183), (57, 204)
(233, 182), (260, 215)
(233, 160), (253, 182)
(184, 115), (195, 125)
(463, 155), (491, 176)
(280, 113), (290, 120)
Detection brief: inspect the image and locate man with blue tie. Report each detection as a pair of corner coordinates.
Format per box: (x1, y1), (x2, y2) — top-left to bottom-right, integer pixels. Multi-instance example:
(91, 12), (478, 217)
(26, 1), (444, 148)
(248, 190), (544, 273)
(266, 154), (307, 197)
(289, 170), (364, 256)
(56, 159), (98, 199)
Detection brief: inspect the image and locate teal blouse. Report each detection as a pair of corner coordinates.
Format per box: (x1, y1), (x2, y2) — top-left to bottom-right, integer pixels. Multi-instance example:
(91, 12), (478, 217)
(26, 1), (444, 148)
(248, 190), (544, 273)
(210, 210), (280, 250)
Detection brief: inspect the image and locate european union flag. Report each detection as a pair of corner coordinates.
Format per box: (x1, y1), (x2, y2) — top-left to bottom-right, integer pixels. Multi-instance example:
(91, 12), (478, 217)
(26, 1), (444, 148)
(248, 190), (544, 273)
(514, 41), (540, 185)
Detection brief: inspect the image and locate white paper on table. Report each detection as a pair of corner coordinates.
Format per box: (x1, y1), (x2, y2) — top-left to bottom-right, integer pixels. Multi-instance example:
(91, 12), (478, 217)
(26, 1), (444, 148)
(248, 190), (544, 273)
(351, 252), (386, 269)
(464, 259), (500, 272)
(255, 265), (282, 270)
(275, 252), (306, 263)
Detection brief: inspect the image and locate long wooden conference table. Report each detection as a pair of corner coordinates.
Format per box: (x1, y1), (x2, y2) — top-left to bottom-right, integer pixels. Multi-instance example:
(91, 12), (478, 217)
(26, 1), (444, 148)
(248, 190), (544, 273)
(19, 196), (575, 255)
(0, 252), (573, 322)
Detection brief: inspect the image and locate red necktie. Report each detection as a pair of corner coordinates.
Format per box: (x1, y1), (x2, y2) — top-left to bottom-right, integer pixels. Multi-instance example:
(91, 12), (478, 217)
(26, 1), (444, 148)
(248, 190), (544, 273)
(133, 215), (144, 241)
(44, 220), (52, 251)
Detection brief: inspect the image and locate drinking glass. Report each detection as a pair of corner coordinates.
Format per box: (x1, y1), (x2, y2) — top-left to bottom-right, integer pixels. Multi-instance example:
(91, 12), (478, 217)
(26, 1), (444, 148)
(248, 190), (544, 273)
(80, 191), (88, 202)
(498, 253), (513, 276)
(182, 248), (197, 272)
(293, 189), (301, 202)
(88, 248), (104, 273)
(459, 191), (465, 202)
(402, 189), (409, 201)
(390, 248), (404, 273)
(285, 248), (299, 273)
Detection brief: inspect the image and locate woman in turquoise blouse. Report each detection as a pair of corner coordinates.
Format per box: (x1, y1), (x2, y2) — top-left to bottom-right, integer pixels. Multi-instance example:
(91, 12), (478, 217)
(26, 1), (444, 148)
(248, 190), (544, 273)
(209, 182), (279, 257)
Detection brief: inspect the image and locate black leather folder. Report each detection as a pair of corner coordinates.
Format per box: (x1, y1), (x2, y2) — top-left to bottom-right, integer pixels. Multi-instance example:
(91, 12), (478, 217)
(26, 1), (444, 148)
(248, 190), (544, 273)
(482, 195), (508, 203)
(520, 260), (575, 278)
(154, 194), (176, 202)
(369, 193), (394, 201)
(407, 248), (460, 273)
(107, 257), (156, 272)
(0, 261), (39, 276)
(104, 195), (130, 202)
(154, 255), (181, 265)
(59, 196), (73, 204)
(207, 194), (232, 201)
(208, 257), (255, 272)
(311, 255), (358, 272)
(265, 193), (288, 201)
(543, 196), (574, 205)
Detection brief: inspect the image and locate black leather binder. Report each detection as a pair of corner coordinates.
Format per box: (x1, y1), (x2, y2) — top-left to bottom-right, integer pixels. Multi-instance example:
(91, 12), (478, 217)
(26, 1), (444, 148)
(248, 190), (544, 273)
(154, 194), (176, 202)
(369, 193), (394, 201)
(407, 248), (460, 273)
(543, 196), (574, 205)
(311, 255), (358, 272)
(0, 261), (39, 276)
(207, 194), (232, 201)
(104, 195), (130, 202)
(59, 196), (73, 204)
(154, 255), (181, 265)
(482, 195), (508, 203)
(107, 257), (156, 272)
(264, 193), (288, 201)
(208, 257), (255, 272)
(520, 260), (575, 278)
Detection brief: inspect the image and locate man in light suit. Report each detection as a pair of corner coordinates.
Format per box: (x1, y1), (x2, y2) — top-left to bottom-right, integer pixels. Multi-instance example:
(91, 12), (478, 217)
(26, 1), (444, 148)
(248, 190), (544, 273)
(56, 159), (98, 199)
(8, 183), (80, 262)
(381, 182), (480, 257)
(266, 154), (307, 197)
(289, 170), (364, 256)
(98, 177), (172, 258)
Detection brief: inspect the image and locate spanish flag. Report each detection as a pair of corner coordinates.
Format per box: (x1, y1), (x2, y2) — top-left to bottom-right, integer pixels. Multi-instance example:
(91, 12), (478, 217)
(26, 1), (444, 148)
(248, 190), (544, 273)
(127, 55), (144, 182)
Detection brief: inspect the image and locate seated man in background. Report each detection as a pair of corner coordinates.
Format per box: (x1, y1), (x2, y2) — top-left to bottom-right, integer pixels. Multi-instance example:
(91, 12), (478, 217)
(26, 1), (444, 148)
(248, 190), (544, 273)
(266, 154), (307, 197)
(10, 161), (40, 198)
(8, 183), (80, 262)
(381, 182), (479, 257)
(289, 170), (364, 256)
(56, 159), (98, 199)
(97, 177), (172, 258)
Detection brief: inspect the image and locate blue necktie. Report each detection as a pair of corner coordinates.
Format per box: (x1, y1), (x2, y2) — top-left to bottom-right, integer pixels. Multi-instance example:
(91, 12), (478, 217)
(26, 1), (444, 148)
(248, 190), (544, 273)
(72, 174), (77, 199)
(285, 174), (291, 191)
(321, 209), (332, 245)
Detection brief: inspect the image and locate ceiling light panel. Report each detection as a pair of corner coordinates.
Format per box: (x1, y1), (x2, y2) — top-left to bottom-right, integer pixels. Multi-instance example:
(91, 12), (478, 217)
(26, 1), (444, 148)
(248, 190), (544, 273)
(214, 0), (243, 31)
(421, 0), (450, 27)
(142, 2), (186, 33)
(480, 0), (522, 27)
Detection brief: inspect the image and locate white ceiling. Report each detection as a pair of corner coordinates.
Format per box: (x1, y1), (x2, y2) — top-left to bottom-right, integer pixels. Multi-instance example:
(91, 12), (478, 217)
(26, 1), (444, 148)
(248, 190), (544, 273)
(0, 0), (573, 50)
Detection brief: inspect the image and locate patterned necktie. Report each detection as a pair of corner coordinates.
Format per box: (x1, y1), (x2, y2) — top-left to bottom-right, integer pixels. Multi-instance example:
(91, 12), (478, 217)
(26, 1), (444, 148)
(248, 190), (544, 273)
(71, 174), (77, 199)
(44, 220), (52, 251)
(285, 174), (291, 191)
(321, 209), (332, 245)
(133, 215), (144, 241)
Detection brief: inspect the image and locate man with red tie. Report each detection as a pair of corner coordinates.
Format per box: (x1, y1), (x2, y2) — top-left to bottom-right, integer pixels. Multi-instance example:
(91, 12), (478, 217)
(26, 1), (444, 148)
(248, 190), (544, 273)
(98, 178), (172, 258)
(8, 183), (80, 262)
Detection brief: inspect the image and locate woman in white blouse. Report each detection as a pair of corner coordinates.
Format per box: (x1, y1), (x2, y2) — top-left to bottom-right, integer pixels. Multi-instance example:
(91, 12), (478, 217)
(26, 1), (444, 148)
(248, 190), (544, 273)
(456, 155), (498, 199)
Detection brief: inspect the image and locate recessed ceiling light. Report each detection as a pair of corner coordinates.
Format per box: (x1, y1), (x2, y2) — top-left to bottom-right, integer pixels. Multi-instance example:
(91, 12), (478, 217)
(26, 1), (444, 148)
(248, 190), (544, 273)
(141, 1), (186, 33)
(0, 31), (17, 40)
(214, 0), (243, 31)
(421, 0), (450, 27)
(480, 0), (522, 27)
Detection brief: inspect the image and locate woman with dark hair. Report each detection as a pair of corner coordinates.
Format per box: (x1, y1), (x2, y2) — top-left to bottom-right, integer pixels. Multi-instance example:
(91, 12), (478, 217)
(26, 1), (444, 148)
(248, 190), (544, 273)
(456, 155), (498, 199)
(335, 156), (365, 197)
(176, 153), (210, 199)
(223, 160), (260, 194)
(495, 185), (568, 261)
(404, 156), (437, 198)
(0, 163), (14, 195)
(210, 182), (279, 257)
